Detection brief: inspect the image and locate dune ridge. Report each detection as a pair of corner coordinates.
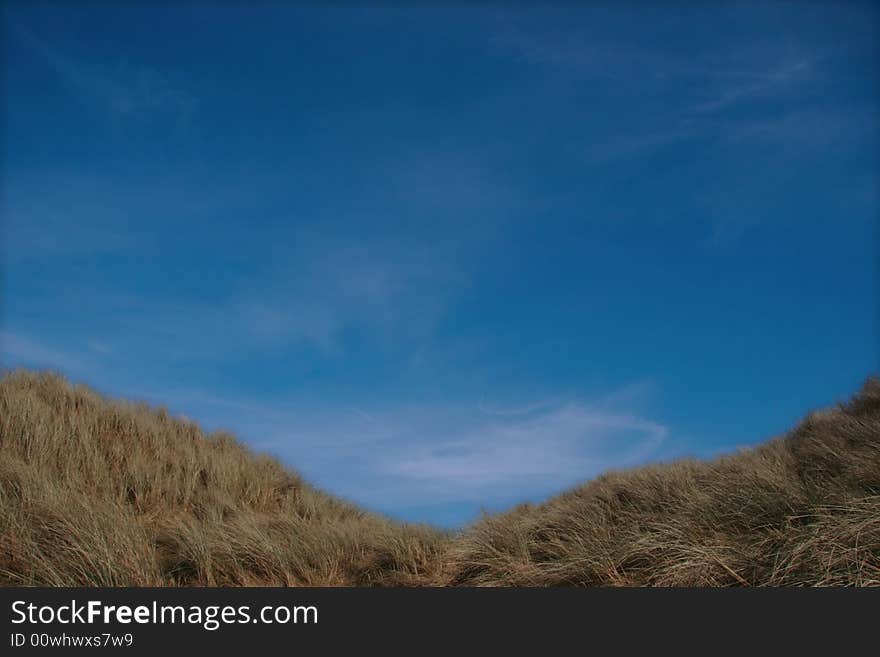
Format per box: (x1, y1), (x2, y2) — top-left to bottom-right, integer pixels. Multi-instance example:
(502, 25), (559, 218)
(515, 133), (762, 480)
(1, 370), (877, 586)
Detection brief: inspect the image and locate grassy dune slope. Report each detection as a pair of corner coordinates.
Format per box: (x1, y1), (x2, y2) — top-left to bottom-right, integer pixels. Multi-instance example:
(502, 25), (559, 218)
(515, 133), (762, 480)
(0, 371), (445, 586)
(449, 378), (880, 586)
(1, 370), (878, 586)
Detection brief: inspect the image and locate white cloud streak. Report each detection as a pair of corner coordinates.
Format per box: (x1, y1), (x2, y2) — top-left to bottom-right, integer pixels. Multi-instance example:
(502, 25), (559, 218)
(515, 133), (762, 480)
(376, 403), (667, 492)
(171, 383), (669, 511)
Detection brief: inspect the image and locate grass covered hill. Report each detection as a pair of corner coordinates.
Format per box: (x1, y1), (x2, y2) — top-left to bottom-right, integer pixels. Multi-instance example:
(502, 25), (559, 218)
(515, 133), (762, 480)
(0, 371), (445, 586)
(1, 370), (878, 586)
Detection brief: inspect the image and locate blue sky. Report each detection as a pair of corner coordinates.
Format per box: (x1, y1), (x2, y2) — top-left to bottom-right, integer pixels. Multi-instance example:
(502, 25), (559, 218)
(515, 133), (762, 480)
(2, 2), (878, 527)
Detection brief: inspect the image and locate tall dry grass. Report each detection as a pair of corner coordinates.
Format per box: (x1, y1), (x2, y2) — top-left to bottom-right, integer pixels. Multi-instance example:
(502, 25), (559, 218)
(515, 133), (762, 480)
(0, 370), (447, 586)
(445, 378), (880, 586)
(1, 369), (877, 586)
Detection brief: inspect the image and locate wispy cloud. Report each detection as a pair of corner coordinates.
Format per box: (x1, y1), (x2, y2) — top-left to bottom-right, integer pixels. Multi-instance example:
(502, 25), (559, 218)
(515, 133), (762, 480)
(14, 25), (196, 126)
(86, 339), (113, 356)
(3, 215), (467, 361)
(489, 23), (875, 248)
(232, 233), (467, 352)
(178, 382), (670, 517)
(376, 403), (667, 493)
(722, 105), (876, 149)
(0, 330), (95, 374)
(488, 27), (655, 80)
(1, 173), (142, 263)
(491, 24), (820, 101)
(689, 54), (815, 114)
(1, 166), (292, 266)
(492, 25), (828, 161)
